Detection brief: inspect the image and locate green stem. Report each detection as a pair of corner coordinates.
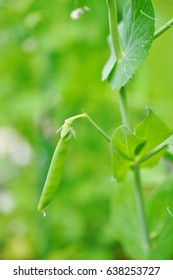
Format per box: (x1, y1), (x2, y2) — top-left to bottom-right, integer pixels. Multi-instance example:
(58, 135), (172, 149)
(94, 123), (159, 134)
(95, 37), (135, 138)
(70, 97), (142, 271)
(139, 143), (167, 164)
(118, 86), (150, 249)
(84, 111), (111, 142)
(154, 18), (173, 40)
(133, 165), (150, 250)
(106, 0), (124, 60)
(61, 112), (111, 143)
(118, 87), (133, 130)
(64, 113), (87, 125)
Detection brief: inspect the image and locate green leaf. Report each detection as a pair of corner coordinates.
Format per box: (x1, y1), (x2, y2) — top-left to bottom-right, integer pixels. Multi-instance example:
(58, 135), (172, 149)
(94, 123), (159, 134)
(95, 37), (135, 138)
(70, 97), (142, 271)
(109, 173), (173, 260)
(113, 125), (145, 158)
(111, 109), (171, 181)
(111, 125), (145, 181)
(135, 108), (171, 167)
(159, 135), (173, 164)
(163, 135), (173, 146)
(164, 151), (173, 163)
(135, 108), (171, 156)
(140, 147), (167, 167)
(109, 177), (150, 259)
(148, 178), (173, 259)
(102, 0), (155, 90)
(111, 146), (132, 182)
(102, 36), (116, 81)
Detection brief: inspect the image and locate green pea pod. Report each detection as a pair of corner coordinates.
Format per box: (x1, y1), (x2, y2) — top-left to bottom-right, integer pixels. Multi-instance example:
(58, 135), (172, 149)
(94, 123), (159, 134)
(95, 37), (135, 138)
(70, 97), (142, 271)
(37, 136), (68, 213)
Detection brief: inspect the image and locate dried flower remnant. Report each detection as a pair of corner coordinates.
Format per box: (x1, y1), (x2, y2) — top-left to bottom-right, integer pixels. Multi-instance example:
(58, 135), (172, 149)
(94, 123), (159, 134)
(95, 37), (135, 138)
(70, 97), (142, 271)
(70, 6), (90, 20)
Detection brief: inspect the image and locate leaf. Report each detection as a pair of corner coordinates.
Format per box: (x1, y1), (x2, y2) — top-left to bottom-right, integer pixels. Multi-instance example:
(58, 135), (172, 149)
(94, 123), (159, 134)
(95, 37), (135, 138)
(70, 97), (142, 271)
(134, 108), (171, 167)
(148, 178), (173, 259)
(135, 108), (171, 156)
(140, 147), (167, 167)
(111, 146), (132, 182)
(111, 109), (171, 181)
(159, 135), (173, 164)
(111, 125), (145, 181)
(109, 174), (173, 260)
(109, 177), (150, 259)
(102, 36), (116, 81)
(102, 0), (155, 90)
(113, 125), (145, 158)
(163, 135), (173, 146)
(164, 152), (173, 163)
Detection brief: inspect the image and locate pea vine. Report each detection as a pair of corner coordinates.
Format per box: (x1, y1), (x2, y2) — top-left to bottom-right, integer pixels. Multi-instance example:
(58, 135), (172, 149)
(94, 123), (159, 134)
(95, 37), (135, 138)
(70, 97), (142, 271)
(37, 0), (173, 258)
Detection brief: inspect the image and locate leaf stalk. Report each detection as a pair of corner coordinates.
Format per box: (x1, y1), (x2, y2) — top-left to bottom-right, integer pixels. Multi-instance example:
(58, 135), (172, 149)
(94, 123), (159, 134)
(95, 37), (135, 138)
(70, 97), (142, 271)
(60, 112), (111, 143)
(83, 111), (111, 142)
(139, 143), (167, 164)
(154, 18), (173, 40)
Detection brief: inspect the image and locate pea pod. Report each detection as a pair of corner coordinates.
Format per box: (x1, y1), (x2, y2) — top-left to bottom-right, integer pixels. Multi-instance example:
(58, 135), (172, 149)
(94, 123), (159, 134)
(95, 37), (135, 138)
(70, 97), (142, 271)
(37, 113), (87, 214)
(37, 135), (68, 212)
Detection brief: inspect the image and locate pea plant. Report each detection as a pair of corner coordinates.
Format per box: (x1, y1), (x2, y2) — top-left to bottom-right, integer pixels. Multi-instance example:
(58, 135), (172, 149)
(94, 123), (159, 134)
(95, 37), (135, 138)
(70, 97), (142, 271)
(38, 0), (173, 259)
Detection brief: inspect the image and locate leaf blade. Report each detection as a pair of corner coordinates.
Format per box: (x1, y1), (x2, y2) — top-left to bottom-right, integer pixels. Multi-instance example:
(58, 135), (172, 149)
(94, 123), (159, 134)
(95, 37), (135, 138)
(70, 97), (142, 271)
(111, 125), (145, 182)
(135, 108), (171, 156)
(103, 0), (155, 90)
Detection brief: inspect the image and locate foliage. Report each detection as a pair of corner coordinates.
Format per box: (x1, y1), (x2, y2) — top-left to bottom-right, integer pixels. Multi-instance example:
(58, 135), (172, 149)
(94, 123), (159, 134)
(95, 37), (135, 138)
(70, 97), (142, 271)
(102, 0), (155, 90)
(111, 108), (171, 182)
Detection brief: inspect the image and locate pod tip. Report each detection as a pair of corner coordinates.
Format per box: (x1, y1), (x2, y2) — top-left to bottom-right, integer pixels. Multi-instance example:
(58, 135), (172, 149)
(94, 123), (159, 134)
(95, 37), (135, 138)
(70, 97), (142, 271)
(41, 210), (47, 218)
(37, 206), (47, 218)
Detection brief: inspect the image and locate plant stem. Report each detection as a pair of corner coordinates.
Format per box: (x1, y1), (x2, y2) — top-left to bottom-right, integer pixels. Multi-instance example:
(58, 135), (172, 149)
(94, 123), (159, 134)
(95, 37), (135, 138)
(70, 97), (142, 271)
(60, 112), (111, 143)
(106, 0), (124, 60)
(118, 86), (150, 249)
(118, 87), (133, 130)
(139, 143), (167, 164)
(84, 111), (111, 142)
(106, 0), (150, 248)
(154, 18), (173, 40)
(65, 113), (87, 125)
(133, 165), (150, 250)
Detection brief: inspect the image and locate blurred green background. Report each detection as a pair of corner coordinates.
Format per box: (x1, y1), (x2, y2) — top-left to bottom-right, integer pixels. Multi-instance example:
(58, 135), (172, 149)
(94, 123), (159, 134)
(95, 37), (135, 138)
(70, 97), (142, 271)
(0, 0), (173, 260)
